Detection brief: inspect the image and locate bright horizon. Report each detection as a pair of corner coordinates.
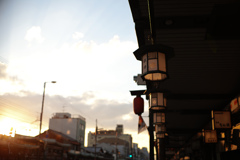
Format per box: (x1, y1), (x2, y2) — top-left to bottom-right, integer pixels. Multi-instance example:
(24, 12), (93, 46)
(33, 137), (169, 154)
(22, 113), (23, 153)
(0, 114), (149, 150)
(0, 0), (149, 150)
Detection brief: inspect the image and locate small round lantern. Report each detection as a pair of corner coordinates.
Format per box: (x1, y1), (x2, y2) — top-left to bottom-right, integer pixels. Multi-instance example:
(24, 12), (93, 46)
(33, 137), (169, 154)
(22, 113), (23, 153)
(133, 95), (144, 115)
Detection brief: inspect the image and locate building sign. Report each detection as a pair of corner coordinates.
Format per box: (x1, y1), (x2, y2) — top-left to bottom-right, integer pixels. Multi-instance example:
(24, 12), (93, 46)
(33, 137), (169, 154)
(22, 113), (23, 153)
(205, 130), (217, 143)
(230, 97), (240, 113)
(213, 111), (231, 129)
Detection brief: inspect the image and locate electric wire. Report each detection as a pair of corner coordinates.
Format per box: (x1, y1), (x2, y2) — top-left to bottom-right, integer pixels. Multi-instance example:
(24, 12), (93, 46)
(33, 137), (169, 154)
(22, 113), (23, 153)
(0, 97), (38, 124)
(0, 100), (37, 120)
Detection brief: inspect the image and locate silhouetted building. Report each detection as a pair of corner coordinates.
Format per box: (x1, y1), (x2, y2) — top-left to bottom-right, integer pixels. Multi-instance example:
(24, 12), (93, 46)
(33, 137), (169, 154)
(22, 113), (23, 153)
(37, 129), (80, 151)
(116, 124), (123, 135)
(98, 138), (129, 158)
(88, 124), (133, 156)
(49, 112), (86, 148)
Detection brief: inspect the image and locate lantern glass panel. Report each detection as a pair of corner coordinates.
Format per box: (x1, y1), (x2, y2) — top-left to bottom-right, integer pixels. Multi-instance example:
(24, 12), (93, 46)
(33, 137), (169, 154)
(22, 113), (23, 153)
(156, 133), (165, 139)
(148, 59), (158, 71)
(164, 98), (167, 107)
(152, 98), (157, 106)
(148, 52), (157, 59)
(155, 124), (166, 132)
(153, 73), (161, 80)
(157, 93), (163, 106)
(153, 114), (157, 123)
(153, 113), (165, 123)
(144, 74), (152, 80)
(157, 114), (161, 122)
(158, 52), (166, 72)
(161, 113), (165, 123)
(144, 73), (167, 81)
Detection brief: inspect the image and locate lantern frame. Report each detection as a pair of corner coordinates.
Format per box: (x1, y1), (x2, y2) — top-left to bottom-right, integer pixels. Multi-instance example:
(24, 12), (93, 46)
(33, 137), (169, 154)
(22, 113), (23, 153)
(149, 92), (166, 110)
(142, 51), (167, 81)
(133, 44), (174, 82)
(155, 124), (166, 133)
(156, 132), (165, 139)
(153, 112), (165, 124)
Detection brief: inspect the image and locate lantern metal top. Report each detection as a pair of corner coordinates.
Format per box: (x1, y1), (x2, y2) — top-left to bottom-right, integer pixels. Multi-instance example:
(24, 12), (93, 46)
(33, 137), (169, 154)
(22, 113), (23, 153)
(130, 90), (149, 100)
(133, 44), (174, 61)
(130, 90), (146, 96)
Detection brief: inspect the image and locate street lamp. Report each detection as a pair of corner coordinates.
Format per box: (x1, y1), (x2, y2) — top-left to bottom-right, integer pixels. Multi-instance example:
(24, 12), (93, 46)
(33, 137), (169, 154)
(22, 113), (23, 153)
(39, 81), (56, 135)
(153, 112), (165, 124)
(149, 92), (166, 110)
(155, 124), (166, 139)
(133, 44), (174, 81)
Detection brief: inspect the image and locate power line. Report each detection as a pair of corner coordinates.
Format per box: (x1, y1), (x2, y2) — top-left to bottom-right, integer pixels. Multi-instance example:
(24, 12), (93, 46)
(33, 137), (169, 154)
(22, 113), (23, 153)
(0, 97), (38, 124)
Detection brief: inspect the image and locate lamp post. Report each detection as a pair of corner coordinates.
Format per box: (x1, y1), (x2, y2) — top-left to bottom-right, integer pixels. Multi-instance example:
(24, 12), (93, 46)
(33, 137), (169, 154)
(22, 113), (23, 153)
(39, 81), (56, 135)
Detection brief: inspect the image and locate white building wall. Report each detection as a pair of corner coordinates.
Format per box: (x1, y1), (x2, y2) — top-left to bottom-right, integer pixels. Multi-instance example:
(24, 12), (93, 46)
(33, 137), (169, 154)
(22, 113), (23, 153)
(49, 113), (86, 147)
(49, 118), (78, 140)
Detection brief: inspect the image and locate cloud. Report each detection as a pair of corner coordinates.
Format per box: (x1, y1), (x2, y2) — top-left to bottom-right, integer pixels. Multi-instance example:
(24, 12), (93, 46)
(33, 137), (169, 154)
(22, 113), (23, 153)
(0, 84), (148, 148)
(1, 34), (148, 147)
(122, 114), (132, 120)
(0, 90), (141, 132)
(24, 26), (44, 43)
(0, 63), (23, 93)
(72, 32), (84, 40)
(6, 34), (140, 100)
(0, 62), (7, 79)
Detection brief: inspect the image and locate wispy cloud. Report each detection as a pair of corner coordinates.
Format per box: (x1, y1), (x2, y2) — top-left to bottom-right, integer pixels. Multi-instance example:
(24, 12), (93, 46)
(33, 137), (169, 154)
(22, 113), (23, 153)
(72, 32), (84, 40)
(0, 62), (24, 94)
(6, 34), (140, 100)
(24, 26), (45, 43)
(0, 62), (8, 79)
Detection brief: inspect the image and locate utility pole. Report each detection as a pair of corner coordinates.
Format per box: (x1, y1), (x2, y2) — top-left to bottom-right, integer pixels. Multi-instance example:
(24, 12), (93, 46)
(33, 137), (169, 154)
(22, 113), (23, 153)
(39, 81), (56, 135)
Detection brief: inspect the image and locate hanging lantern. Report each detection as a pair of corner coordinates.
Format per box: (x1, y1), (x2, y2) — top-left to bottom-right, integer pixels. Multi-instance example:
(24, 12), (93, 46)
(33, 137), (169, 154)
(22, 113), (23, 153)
(153, 112), (165, 124)
(142, 51), (166, 81)
(133, 95), (144, 115)
(155, 124), (166, 132)
(155, 124), (166, 139)
(149, 92), (166, 110)
(133, 45), (174, 81)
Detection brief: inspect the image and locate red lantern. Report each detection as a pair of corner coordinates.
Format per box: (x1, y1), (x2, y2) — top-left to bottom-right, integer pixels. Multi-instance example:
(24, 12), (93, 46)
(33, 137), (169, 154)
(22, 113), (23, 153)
(133, 96), (144, 115)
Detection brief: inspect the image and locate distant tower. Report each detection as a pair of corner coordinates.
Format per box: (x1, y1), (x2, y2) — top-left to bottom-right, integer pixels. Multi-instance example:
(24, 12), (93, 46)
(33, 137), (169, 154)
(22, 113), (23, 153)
(116, 124), (123, 135)
(49, 112), (86, 148)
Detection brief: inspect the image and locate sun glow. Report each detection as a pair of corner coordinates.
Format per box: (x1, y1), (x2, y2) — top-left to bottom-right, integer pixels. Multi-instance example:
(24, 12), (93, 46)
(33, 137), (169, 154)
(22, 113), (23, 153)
(0, 117), (17, 136)
(0, 116), (39, 137)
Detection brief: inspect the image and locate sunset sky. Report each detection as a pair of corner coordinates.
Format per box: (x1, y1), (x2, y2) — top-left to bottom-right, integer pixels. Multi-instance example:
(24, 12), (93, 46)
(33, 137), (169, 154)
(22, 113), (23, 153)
(0, 0), (149, 149)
